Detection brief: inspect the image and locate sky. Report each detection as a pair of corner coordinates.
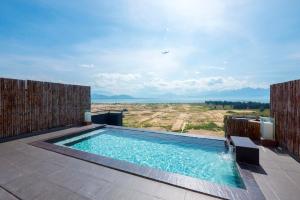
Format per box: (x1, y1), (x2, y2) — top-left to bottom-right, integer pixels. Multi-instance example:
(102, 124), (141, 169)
(0, 0), (300, 97)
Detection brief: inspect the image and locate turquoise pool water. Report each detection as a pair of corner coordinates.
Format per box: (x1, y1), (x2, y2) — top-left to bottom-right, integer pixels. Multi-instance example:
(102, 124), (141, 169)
(55, 128), (244, 188)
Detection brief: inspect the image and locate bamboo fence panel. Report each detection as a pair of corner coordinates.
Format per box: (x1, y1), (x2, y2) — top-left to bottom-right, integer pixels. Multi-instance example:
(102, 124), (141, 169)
(271, 80), (300, 159)
(224, 115), (261, 140)
(0, 78), (90, 139)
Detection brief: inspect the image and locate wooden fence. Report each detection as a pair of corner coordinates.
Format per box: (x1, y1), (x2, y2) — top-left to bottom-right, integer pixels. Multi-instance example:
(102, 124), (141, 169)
(271, 80), (300, 159)
(0, 78), (90, 139)
(224, 115), (261, 140)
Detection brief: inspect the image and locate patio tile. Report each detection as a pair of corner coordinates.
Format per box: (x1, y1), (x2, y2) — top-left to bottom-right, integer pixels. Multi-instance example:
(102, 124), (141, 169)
(184, 191), (219, 200)
(47, 167), (110, 198)
(94, 186), (135, 200)
(47, 169), (86, 191)
(285, 171), (300, 189)
(259, 147), (278, 160)
(154, 184), (186, 200)
(0, 187), (18, 200)
(0, 140), (28, 151)
(3, 173), (90, 200)
(0, 161), (27, 185)
(112, 172), (163, 196)
(20, 144), (62, 161)
(77, 178), (111, 199)
(78, 165), (123, 182)
(259, 158), (281, 171)
(95, 186), (159, 200)
(252, 173), (280, 200)
(4, 174), (55, 200)
(275, 154), (299, 163)
(2, 151), (37, 167)
(277, 161), (300, 173)
(32, 184), (91, 200)
(265, 168), (300, 200)
(3, 173), (45, 195)
(19, 160), (63, 176)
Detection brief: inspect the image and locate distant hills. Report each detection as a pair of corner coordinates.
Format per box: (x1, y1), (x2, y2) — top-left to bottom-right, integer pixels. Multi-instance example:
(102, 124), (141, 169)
(91, 87), (270, 102)
(200, 88), (270, 101)
(92, 94), (135, 99)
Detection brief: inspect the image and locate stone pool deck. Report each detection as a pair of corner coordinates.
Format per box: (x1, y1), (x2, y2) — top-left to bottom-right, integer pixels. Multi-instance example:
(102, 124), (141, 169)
(0, 125), (300, 200)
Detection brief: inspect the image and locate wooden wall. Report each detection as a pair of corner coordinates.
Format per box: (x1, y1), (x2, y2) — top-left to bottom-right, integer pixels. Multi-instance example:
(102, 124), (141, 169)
(224, 116), (261, 140)
(271, 80), (300, 159)
(0, 78), (90, 139)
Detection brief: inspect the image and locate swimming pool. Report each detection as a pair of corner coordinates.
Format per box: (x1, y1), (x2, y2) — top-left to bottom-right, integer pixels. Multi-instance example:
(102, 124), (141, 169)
(53, 127), (244, 189)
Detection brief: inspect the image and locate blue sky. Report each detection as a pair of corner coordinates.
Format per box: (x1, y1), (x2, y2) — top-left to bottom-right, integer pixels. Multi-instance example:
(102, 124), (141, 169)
(1, 0), (300, 97)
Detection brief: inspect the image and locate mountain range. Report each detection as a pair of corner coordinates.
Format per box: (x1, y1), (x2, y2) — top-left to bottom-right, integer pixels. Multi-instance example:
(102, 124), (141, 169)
(92, 94), (134, 99)
(92, 87), (270, 102)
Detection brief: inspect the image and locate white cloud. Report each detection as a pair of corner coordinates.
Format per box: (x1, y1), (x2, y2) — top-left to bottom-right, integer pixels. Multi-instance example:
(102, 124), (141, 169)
(145, 76), (267, 92)
(205, 66), (226, 70)
(79, 64), (95, 68)
(92, 72), (267, 95)
(93, 73), (143, 94)
(288, 52), (300, 60)
(95, 73), (141, 82)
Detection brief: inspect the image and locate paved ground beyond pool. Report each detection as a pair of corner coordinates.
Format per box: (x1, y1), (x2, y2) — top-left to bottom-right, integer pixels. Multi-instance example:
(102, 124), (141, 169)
(0, 125), (300, 200)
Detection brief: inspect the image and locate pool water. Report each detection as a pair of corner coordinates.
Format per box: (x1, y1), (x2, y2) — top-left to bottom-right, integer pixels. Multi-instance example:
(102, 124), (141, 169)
(55, 128), (244, 188)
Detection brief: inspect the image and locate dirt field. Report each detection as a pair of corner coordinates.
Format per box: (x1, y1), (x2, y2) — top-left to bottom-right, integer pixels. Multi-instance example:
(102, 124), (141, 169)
(91, 103), (267, 137)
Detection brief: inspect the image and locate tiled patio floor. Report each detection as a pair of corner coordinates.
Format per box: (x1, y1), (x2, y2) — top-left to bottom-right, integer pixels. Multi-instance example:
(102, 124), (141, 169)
(0, 125), (300, 200)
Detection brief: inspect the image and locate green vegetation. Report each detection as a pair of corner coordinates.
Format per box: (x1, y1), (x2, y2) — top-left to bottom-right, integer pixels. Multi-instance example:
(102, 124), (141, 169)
(226, 108), (270, 117)
(258, 109), (270, 117)
(206, 101), (269, 110)
(141, 122), (154, 128)
(185, 122), (223, 132)
(160, 125), (172, 131)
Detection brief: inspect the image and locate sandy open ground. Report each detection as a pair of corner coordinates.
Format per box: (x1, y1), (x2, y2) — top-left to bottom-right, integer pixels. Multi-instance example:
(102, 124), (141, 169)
(92, 103), (263, 137)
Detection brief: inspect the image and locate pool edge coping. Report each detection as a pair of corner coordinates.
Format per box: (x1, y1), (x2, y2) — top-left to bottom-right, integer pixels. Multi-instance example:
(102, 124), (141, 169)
(30, 125), (265, 200)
